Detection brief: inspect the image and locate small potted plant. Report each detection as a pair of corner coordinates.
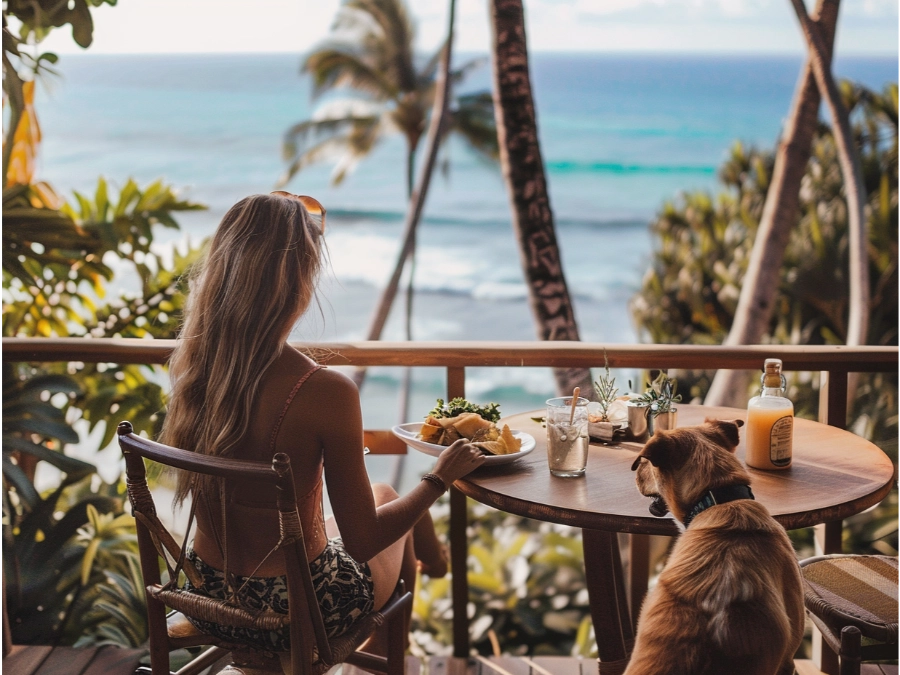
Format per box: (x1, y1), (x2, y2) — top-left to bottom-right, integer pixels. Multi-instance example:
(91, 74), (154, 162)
(588, 355), (623, 442)
(632, 371), (682, 435)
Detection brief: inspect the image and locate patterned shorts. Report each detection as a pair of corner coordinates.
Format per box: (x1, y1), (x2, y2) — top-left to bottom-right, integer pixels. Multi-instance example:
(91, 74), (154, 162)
(184, 539), (375, 651)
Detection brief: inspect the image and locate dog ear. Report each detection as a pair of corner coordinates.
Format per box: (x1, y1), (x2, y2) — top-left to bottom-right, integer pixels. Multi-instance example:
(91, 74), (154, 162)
(703, 417), (744, 451)
(631, 434), (679, 471)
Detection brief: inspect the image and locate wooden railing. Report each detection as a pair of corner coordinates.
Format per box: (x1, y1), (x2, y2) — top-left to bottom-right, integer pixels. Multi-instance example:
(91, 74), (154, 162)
(4, 337), (898, 658)
(5, 337), (897, 430)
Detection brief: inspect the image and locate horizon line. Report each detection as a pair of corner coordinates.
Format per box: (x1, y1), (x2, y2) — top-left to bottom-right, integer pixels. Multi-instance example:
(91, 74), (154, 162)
(51, 48), (898, 58)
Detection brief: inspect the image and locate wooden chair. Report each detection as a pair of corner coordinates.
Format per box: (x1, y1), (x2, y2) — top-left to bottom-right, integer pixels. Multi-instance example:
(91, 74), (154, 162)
(799, 554), (897, 675)
(117, 421), (412, 675)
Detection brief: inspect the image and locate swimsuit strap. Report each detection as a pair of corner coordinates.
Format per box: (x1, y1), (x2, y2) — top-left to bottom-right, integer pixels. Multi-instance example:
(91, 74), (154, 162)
(269, 363), (324, 452)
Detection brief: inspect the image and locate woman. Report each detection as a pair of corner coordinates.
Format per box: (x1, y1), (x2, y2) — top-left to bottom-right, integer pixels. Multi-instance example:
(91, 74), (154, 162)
(160, 192), (484, 651)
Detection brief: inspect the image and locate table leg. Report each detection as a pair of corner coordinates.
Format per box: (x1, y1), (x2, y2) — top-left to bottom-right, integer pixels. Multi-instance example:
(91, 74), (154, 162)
(582, 529), (634, 675)
(627, 534), (650, 632)
(449, 486), (469, 658)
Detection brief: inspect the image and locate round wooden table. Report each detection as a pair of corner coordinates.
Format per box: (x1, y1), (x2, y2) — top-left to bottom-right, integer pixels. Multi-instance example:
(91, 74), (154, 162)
(453, 404), (895, 674)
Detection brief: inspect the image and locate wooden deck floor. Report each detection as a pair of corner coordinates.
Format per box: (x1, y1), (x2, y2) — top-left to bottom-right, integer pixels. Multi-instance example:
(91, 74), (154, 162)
(6, 647), (896, 675)
(336, 657), (898, 675)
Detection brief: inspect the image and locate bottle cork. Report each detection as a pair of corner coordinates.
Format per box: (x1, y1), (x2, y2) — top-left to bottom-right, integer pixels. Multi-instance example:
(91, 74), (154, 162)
(763, 358), (783, 388)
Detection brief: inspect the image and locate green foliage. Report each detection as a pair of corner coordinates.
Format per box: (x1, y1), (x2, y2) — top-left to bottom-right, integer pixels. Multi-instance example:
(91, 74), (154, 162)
(631, 81), (898, 431)
(2, 178), (203, 646)
(412, 501), (594, 658)
(2, 464), (136, 645)
(427, 397), (501, 423)
(4, 177), (204, 339)
(5, 0), (118, 49)
(4, 177), (206, 448)
(843, 488), (898, 556)
(2, 0), (202, 651)
(3, 0), (117, 177)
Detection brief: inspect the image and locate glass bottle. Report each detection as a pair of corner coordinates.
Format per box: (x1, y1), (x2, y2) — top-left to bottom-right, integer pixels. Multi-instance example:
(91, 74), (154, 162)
(746, 358), (793, 470)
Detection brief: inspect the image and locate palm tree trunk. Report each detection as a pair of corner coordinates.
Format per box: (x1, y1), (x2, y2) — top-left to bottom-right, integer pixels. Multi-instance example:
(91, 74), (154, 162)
(396, 143), (417, 474)
(399, 146), (417, 427)
(789, 0), (869, 408)
(705, 0), (839, 407)
(788, 0), (868, 350)
(352, 1), (457, 391)
(488, 0), (593, 398)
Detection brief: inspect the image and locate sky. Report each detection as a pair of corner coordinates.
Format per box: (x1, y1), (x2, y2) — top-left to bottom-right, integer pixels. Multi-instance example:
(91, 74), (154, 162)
(32, 0), (899, 56)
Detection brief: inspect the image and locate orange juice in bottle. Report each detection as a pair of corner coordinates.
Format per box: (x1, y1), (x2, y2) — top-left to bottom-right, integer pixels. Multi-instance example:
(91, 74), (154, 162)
(746, 358), (793, 470)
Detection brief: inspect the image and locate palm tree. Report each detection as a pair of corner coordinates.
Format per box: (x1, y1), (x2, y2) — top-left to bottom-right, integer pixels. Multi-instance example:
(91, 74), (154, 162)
(281, 0), (497, 395)
(705, 0), (839, 406)
(487, 0), (593, 398)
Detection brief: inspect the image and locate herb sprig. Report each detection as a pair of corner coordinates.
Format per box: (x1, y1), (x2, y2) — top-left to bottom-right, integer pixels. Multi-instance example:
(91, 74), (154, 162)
(593, 351), (619, 422)
(427, 397), (501, 423)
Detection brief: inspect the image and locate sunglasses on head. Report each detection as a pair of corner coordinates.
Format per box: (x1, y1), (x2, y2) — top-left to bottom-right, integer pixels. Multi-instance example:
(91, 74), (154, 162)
(271, 191), (326, 234)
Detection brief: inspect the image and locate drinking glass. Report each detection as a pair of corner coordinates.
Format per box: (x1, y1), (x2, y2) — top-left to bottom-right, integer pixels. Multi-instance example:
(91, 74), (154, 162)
(546, 396), (590, 477)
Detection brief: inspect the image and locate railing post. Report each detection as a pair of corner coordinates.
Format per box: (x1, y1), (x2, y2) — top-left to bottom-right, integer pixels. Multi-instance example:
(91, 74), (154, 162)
(446, 367), (470, 658)
(816, 372), (848, 555)
(813, 368), (848, 675)
(815, 369), (846, 556)
(818, 369), (849, 430)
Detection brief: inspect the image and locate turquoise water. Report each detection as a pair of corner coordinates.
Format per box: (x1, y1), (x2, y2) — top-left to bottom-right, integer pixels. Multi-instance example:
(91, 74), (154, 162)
(34, 52), (897, 460)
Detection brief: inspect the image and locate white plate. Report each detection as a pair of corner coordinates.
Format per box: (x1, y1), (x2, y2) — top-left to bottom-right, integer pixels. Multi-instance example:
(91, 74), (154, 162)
(391, 423), (536, 465)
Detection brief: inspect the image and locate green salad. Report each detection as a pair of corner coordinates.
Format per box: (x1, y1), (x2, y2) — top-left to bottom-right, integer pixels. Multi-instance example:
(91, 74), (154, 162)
(426, 397), (501, 423)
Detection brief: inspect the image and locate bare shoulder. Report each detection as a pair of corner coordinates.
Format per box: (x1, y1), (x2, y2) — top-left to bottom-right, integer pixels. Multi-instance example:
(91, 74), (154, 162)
(273, 348), (356, 400)
(304, 366), (358, 404)
(278, 361), (361, 428)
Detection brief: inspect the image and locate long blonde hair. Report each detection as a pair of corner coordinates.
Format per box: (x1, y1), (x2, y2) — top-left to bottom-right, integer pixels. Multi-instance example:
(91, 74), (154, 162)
(161, 193), (323, 503)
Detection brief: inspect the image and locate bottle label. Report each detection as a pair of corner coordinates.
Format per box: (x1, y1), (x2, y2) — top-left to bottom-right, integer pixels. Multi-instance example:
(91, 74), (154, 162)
(769, 416), (793, 467)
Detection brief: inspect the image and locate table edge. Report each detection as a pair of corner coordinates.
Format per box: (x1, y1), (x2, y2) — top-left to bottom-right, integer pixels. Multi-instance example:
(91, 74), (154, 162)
(454, 464), (896, 535)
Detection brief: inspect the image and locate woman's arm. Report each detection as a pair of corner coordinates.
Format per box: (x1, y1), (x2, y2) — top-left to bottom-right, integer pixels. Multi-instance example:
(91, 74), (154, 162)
(313, 370), (483, 563)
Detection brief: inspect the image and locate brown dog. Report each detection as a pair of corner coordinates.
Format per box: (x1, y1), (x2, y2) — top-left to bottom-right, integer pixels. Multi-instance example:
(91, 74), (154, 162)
(624, 418), (804, 675)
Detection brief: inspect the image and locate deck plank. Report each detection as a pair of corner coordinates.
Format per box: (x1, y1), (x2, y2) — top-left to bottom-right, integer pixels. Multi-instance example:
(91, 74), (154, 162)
(37, 646), (98, 675)
(527, 656), (587, 675)
(70, 646), (145, 675)
(1, 645), (145, 675)
(475, 655), (532, 675)
(3, 645), (53, 675)
(428, 656), (480, 675)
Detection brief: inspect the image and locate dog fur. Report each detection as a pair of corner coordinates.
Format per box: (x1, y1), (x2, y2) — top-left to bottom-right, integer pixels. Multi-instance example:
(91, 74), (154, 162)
(624, 418), (804, 675)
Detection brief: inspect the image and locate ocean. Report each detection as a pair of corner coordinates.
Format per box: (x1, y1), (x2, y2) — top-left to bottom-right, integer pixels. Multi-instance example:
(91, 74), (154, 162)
(33, 52), (896, 487)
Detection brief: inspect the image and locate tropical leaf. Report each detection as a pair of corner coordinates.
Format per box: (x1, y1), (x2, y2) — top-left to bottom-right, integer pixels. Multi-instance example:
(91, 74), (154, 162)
(2, 457), (40, 506)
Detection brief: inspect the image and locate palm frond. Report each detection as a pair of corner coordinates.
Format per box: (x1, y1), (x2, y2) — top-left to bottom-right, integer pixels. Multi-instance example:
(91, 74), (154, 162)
(304, 47), (398, 101)
(346, 0), (417, 92)
(450, 92), (499, 160)
(283, 111), (381, 161)
(279, 116), (384, 187)
(330, 115), (384, 185)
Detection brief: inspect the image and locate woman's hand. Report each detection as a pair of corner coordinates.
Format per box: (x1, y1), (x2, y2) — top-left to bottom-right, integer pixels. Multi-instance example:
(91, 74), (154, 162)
(432, 439), (485, 486)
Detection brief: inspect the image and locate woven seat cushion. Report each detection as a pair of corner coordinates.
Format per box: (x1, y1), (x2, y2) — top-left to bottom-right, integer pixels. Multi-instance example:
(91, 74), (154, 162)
(801, 555), (898, 644)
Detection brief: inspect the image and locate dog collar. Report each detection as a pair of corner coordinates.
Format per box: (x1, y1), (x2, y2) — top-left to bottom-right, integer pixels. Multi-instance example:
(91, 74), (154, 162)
(683, 484), (755, 528)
